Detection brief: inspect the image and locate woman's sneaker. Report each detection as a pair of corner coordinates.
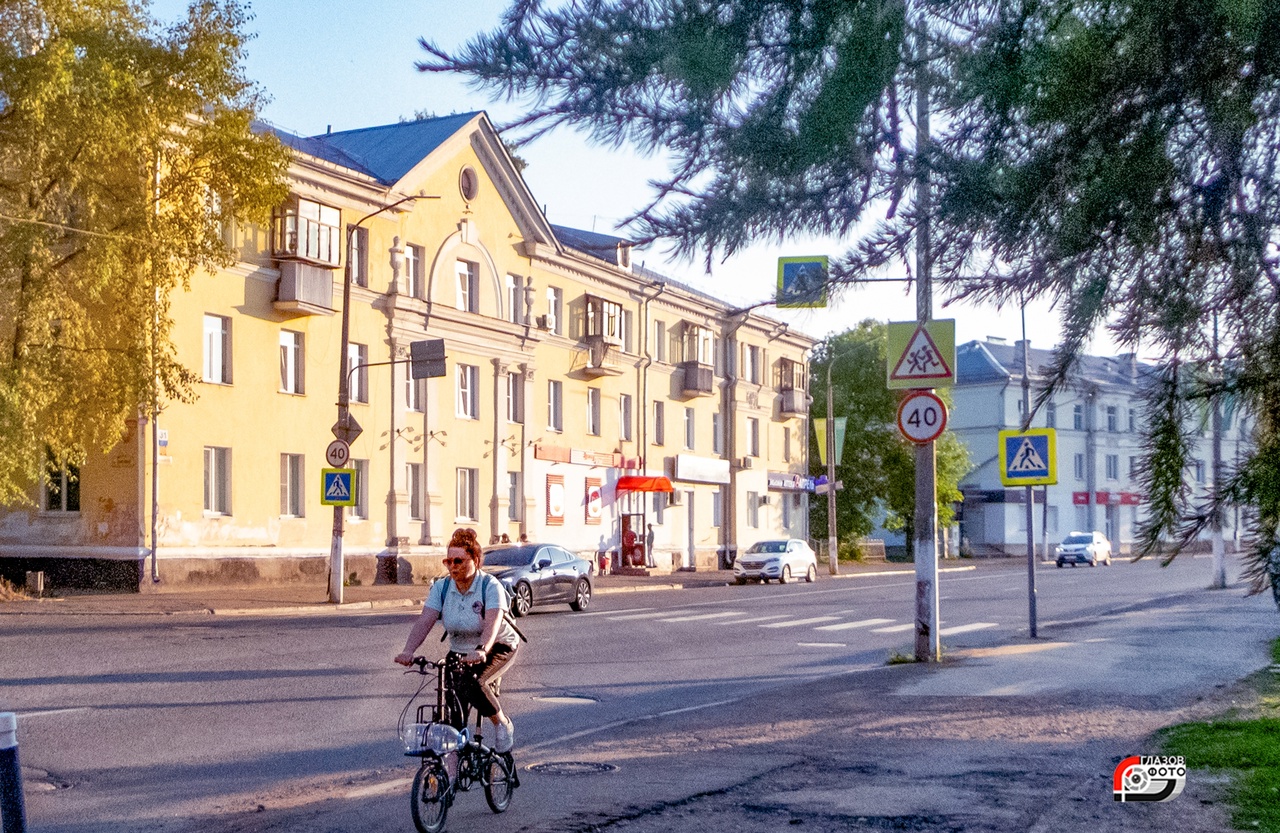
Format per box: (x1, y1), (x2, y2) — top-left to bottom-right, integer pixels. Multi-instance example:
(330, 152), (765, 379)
(494, 719), (514, 753)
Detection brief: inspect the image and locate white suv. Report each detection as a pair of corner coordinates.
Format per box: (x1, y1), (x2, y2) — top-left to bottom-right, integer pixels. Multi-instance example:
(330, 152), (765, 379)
(1055, 531), (1112, 567)
(733, 539), (818, 584)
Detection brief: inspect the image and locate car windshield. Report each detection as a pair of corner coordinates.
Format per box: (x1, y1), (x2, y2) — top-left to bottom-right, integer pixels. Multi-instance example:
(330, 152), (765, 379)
(482, 546), (538, 567)
(747, 541), (787, 554)
(1062, 534), (1092, 545)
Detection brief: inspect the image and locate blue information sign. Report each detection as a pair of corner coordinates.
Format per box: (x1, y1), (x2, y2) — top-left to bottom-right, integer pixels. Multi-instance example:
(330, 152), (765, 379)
(321, 468), (357, 506)
(998, 429), (1057, 486)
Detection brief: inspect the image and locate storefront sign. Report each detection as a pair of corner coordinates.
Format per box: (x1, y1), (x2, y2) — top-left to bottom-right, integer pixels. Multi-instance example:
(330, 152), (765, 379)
(767, 472), (814, 492)
(673, 454), (731, 485)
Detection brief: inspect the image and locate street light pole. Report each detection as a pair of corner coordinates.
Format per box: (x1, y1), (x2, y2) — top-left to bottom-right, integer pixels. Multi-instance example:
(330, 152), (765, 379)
(329, 193), (425, 604)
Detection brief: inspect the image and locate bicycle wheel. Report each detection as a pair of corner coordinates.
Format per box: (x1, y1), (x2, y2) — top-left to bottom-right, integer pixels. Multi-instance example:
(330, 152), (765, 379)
(411, 761), (450, 833)
(483, 751), (515, 813)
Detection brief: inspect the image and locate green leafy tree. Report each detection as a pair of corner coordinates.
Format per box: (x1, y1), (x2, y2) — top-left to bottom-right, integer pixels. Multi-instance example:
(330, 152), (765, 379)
(423, 0), (1280, 603)
(0, 0), (290, 503)
(809, 321), (968, 559)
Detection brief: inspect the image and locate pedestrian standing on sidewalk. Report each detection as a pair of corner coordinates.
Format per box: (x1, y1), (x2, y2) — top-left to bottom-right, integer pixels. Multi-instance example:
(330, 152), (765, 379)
(394, 527), (521, 752)
(645, 523), (656, 568)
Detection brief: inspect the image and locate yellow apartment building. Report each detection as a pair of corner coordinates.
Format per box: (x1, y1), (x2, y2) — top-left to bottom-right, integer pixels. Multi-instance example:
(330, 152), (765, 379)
(0, 112), (816, 590)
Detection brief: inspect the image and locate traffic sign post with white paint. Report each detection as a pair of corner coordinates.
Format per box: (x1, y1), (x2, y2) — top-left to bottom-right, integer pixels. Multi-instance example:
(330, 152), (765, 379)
(897, 391), (948, 444)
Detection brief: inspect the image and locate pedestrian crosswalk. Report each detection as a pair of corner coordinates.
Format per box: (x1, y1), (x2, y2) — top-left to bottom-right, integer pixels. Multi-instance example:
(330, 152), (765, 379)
(593, 605), (999, 640)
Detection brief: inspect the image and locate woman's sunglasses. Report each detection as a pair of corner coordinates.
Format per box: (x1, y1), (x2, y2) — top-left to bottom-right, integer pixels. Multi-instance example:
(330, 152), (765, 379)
(443, 557), (468, 566)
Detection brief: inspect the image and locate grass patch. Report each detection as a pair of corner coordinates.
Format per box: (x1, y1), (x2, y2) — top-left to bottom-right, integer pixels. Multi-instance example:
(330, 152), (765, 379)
(0, 576), (32, 601)
(1158, 637), (1280, 831)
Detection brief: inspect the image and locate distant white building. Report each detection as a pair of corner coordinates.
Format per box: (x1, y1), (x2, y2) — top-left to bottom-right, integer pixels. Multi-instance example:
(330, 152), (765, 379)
(950, 338), (1249, 557)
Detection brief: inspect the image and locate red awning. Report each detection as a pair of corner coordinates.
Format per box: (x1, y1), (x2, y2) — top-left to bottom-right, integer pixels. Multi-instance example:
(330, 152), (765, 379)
(615, 475), (674, 494)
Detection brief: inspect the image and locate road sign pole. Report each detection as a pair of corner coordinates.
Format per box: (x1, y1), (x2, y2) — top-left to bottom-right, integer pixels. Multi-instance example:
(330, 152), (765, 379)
(1022, 313), (1038, 637)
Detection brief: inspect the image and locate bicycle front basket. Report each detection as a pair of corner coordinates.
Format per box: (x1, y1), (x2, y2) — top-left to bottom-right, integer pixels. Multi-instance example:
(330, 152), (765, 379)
(402, 722), (464, 755)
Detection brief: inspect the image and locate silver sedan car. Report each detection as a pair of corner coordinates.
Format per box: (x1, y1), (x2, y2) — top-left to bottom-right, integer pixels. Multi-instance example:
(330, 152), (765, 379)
(733, 539), (818, 584)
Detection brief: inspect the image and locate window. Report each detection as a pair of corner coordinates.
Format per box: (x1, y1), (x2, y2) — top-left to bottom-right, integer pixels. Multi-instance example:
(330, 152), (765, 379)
(622, 309), (634, 353)
(272, 196), (340, 265)
(784, 426), (792, 462)
(203, 314), (231, 384)
(1129, 456), (1140, 479)
(279, 330), (304, 394)
(684, 407), (695, 450)
(712, 487), (723, 527)
(506, 274), (525, 324)
(620, 393), (633, 441)
(778, 358), (804, 391)
(653, 401), (665, 445)
(743, 344), (761, 384)
(280, 453), (304, 517)
(406, 370), (423, 412)
(1074, 453), (1085, 480)
(204, 446), (231, 515)
(44, 452), (79, 512)
(548, 380), (563, 431)
(456, 260), (479, 312)
(348, 343), (368, 403)
(405, 243), (424, 298)
(1046, 401), (1056, 428)
(1128, 408), (1137, 432)
(587, 388), (602, 436)
(654, 321), (667, 362)
(546, 286), (563, 334)
(456, 364), (480, 419)
(683, 324), (714, 364)
(1105, 454), (1119, 480)
(747, 491), (759, 528)
(456, 467), (479, 521)
(506, 372), (524, 423)
(351, 459), (369, 519)
(407, 463), (423, 520)
(507, 472), (521, 520)
(712, 412), (724, 455)
(348, 225), (369, 287)
(1106, 405), (1118, 432)
(1193, 459), (1206, 484)
(1073, 404), (1084, 430)
(748, 417), (760, 457)
(585, 295), (624, 343)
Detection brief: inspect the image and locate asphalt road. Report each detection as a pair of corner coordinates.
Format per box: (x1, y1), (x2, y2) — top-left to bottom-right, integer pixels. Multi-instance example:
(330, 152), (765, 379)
(4, 554), (1276, 832)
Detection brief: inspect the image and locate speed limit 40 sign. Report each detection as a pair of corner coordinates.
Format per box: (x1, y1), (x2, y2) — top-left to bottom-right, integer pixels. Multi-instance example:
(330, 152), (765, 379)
(897, 390), (948, 444)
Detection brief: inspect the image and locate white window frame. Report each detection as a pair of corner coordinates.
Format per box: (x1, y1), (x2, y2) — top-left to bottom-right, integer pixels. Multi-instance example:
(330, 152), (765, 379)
(203, 314), (231, 384)
(507, 472), (521, 521)
(747, 491), (759, 528)
(712, 412), (723, 455)
(280, 453), (304, 517)
(279, 330), (304, 394)
(547, 380), (563, 431)
(456, 467), (479, 521)
(350, 459), (369, 520)
(587, 388), (602, 436)
(654, 401), (665, 446)
(748, 417), (760, 457)
(1106, 453), (1119, 480)
(546, 286), (563, 334)
(506, 372), (524, 423)
(1074, 453), (1086, 480)
(619, 393), (633, 441)
(204, 446), (231, 515)
(506, 274), (525, 324)
(684, 407), (695, 450)
(348, 225), (368, 287)
(654, 321), (666, 363)
(1073, 404), (1084, 430)
(43, 452), (80, 512)
(406, 370), (423, 413)
(712, 487), (723, 528)
(405, 243), (424, 298)
(743, 344), (760, 384)
(348, 343), (368, 403)
(783, 426), (791, 462)
(456, 364), (480, 419)
(456, 260), (478, 312)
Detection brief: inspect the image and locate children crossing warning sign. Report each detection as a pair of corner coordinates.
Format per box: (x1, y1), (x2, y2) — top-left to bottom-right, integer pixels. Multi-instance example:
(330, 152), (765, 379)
(321, 468), (357, 506)
(998, 429), (1057, 486)
(886, 320), (956, 389)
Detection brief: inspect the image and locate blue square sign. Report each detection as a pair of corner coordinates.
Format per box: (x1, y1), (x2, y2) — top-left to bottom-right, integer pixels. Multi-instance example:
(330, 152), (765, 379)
(998, 429), (1057, 486)
(321, 468), (357, 506)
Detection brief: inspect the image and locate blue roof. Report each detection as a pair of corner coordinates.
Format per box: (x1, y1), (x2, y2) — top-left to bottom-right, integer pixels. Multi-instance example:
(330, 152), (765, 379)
(270, 113), (482, 185)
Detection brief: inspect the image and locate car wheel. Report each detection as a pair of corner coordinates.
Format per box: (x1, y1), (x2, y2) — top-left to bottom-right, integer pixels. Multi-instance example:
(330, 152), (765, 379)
(569, 578), (592, 612)
(734, 577), (747, 585)
(779, 565), (792, 584)
(805, 564), (817, 583)
(1089, 557), (1097, 567)
(510, 582), (533, 618)
(1056, 560), (1063, 568)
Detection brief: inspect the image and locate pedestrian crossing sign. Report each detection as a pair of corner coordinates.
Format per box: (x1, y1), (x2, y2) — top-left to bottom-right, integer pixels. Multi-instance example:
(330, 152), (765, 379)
(321, 468), (357, 506)
(998, 429), (1057, 486)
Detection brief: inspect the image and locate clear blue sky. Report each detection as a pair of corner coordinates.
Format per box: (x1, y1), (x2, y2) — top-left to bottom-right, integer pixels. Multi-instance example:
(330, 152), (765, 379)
(149, 0), (1102, 355)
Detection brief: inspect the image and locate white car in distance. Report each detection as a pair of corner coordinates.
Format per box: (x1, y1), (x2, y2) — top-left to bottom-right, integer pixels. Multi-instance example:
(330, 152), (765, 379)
(733, 539), (818, 584)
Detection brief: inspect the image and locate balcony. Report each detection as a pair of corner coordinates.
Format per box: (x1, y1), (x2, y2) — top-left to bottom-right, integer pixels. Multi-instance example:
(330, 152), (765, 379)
(780, 387), (808, 417)
(273, 261), (336, 317)
(584, 335), (624, 377)
(681, 361), (715, 397)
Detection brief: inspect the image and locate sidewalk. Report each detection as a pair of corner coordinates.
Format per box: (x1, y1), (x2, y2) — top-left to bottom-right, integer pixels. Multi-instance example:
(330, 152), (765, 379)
(0, 560), (955, 616)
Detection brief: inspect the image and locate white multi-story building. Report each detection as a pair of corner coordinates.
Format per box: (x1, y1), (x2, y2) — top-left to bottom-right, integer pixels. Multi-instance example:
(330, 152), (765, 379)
(951, 338), (1249, 556)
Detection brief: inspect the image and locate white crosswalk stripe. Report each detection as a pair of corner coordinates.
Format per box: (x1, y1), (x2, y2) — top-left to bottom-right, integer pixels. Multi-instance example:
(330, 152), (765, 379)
(871, 623), (915, 633)
(715, 614), (792, 625)
(759, 616), (841, 629)
(938, 622), (999, 636)
(814, 618), (895, 632)
(658, 611), (745, 623)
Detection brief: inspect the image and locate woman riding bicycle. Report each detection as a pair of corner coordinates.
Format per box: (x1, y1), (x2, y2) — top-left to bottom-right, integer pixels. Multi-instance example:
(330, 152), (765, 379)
(395, 528), (520, 752)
